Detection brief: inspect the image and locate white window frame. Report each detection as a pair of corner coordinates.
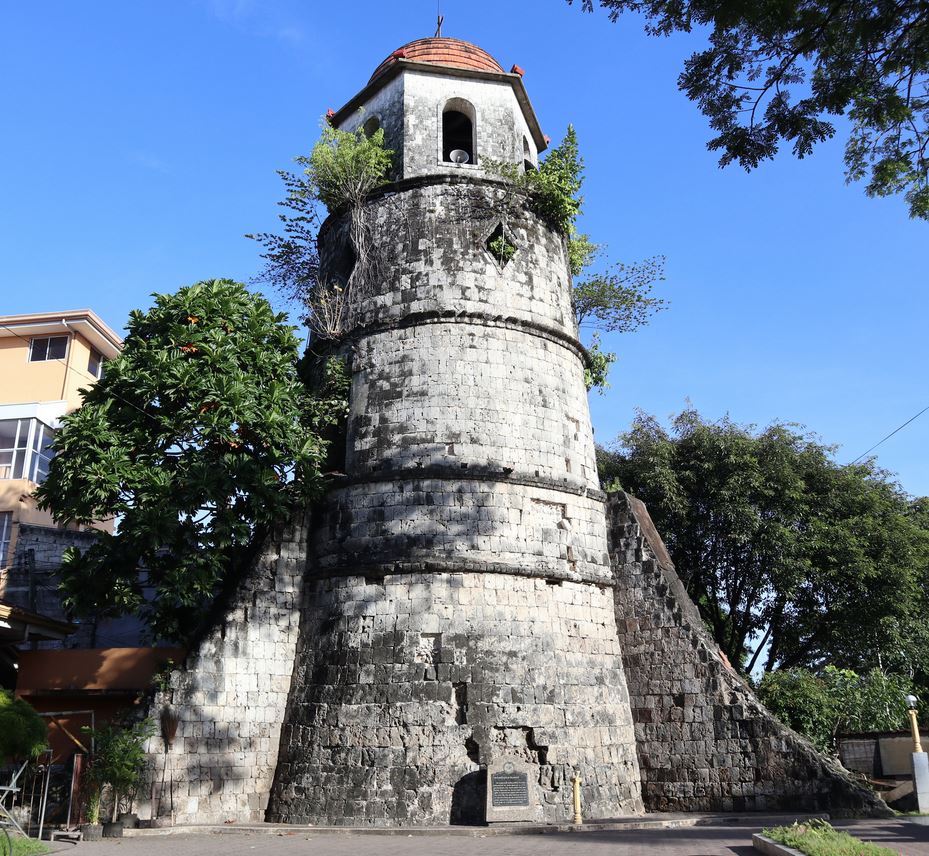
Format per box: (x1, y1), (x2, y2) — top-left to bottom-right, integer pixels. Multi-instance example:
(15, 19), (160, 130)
(87, 347), (103, 379)
(29, 335), (70, 363)
(0, 418), (55, 483)
(0, 511), (11, 569)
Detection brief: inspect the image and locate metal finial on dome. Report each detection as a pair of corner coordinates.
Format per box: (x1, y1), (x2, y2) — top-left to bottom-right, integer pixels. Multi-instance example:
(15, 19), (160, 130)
(435, 14), (444, 38)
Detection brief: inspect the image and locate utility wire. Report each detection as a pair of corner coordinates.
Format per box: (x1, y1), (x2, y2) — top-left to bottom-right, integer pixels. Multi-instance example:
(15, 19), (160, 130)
(850, 402), (929, 465)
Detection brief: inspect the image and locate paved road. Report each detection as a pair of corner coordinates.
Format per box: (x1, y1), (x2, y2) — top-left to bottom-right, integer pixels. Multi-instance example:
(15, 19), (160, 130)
(48, 820), (929, 856)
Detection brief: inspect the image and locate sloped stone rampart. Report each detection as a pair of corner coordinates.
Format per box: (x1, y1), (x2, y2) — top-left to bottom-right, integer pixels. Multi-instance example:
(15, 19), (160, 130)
(137, 514), (309, 824)
(606, 492), (890, 817)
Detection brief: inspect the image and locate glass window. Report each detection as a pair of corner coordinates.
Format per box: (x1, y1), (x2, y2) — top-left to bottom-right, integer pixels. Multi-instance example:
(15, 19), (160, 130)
(30, 335), (69, 361)
(0, 418), (55, 483)
(88, 348), (103, 378)
(0, 512), (11, 568)
(0, 419), (28, 479)
(29, 422), (56, 483)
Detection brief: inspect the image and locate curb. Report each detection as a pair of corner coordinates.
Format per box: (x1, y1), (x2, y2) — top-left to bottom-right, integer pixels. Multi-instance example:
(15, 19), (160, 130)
(752, 834), (806, 856)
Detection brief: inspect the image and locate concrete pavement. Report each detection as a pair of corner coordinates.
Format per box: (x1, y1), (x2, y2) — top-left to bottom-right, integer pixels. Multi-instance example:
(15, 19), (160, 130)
(43, 818), (929, 856)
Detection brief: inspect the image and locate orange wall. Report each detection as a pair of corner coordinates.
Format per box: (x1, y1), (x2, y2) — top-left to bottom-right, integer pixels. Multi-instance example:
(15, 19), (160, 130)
(17, 647), (185, 763)
(16, 647), (185, 694)
(0, 331), (98, 411)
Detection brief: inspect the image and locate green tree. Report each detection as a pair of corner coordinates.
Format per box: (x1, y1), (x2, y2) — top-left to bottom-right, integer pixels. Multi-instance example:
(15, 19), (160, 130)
(302, 121), (393, 213)
(0, 691), (47, 760)
(85, 719), (156, 822)
(37, 279), (348, 640)
(249, 117), (394, 340)
(572, 254), (666, 335)
(571, 0), (929, 219)
(599, 408), (929, 673)
(758, 666), (911, 752)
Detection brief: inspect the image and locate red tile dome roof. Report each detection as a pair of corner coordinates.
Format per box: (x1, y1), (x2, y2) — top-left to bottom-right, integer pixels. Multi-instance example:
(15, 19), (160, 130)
(369, 37), (505, 83)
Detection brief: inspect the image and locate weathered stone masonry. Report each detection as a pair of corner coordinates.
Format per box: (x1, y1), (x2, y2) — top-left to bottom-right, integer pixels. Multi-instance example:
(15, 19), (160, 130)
(135, 36), (886, 827)
(267, 174), (644, 826)
(607, 492), (888, 816)
(137, 515), (309, 825)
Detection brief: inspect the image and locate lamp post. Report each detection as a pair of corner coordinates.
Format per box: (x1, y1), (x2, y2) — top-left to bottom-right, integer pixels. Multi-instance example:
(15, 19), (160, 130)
(906, 694), (929, 812)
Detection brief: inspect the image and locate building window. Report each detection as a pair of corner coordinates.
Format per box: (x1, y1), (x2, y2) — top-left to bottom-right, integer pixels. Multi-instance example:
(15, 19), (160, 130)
(0, 512), (11, 568)
(29, 335), (68, 362)
(442, 99), (476, 164)
(88, 348), (104, 378)
(28, 422), (56, 483)
(0, 419), (55, 483)
(362, 116), (381, 138)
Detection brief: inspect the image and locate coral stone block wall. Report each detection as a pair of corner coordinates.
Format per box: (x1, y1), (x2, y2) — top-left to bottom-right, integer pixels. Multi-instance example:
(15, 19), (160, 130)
(138, 515), (309, 824)
(268, 573), (642, 825)
(266, 176), (643, 825)
(607, 492), (889, 817)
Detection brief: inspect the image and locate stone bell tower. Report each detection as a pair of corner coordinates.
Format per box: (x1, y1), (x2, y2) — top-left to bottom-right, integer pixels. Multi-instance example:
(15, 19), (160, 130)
(266, 37), (644, 826)
(139, 35), (886, 831)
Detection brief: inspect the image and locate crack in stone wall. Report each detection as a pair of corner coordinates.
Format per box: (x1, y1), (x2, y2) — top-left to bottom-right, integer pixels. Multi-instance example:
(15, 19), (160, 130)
(267, 572), (642, 826)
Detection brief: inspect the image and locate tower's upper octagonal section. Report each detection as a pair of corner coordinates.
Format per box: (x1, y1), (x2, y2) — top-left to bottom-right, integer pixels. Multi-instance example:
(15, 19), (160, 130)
(330, 35), (547, 182)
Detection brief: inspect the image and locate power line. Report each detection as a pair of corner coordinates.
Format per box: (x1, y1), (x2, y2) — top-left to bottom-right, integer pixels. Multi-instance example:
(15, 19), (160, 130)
(850, 402), (929, 465)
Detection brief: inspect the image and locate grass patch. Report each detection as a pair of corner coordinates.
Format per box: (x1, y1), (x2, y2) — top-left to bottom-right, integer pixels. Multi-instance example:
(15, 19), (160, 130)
(9, 838), (50, 856)
(762, 819), (897, 855)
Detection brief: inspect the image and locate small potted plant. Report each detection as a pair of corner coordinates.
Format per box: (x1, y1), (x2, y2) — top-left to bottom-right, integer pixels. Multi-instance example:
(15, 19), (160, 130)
(81, 785), (104, 841)
(83, 718), (155, 839)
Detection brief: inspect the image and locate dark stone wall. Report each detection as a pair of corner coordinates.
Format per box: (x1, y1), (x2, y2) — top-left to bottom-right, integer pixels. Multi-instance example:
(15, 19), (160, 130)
(606, 492), (890, 817)
(267, 572), (642, 826)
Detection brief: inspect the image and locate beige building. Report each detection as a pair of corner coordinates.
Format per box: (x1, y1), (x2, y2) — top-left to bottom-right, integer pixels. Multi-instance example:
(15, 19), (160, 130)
(0, 310), (122, 568)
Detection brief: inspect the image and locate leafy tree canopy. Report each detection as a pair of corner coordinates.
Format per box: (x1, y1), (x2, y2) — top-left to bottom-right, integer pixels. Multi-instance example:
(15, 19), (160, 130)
(599, 408), (929, 674)
(302, 121), (393, 213)
(0, 691), (47, 760)
(572, 0), (929, 219)
(37, 279), (348, 641)
(757, 666), (911, 752)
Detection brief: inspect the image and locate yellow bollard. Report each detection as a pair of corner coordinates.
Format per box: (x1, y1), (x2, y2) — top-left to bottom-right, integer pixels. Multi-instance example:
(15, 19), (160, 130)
(909, 707), (923, 754)
(572, 771), (583, 825)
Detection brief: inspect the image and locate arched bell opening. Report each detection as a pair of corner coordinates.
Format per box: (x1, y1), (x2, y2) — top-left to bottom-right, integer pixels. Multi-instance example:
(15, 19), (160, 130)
(442, 98), (476, 164)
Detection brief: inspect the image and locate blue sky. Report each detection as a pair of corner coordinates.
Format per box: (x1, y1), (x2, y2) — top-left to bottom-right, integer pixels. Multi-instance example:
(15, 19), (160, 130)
(3, 1), (926, 496)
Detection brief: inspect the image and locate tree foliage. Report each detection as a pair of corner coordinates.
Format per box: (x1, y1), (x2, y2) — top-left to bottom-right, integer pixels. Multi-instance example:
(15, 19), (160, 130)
(37, 279), (349, 640)
(573, 254), (666, 334)
(249, 117), (393, 339)
(526, 124), (585, 233)
(599, 408), (929, 673)
(246, 168), (321, 318)
(302, 121), (393, 213)
(757, 666), (911, 752)
(572, 0), (929, 219)
(84, 719), (156, 821)
(0, 691), (47, 760)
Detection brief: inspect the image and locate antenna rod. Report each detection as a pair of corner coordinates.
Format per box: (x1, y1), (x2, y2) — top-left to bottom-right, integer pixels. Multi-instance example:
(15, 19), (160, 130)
(435, 14), (444, 38)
